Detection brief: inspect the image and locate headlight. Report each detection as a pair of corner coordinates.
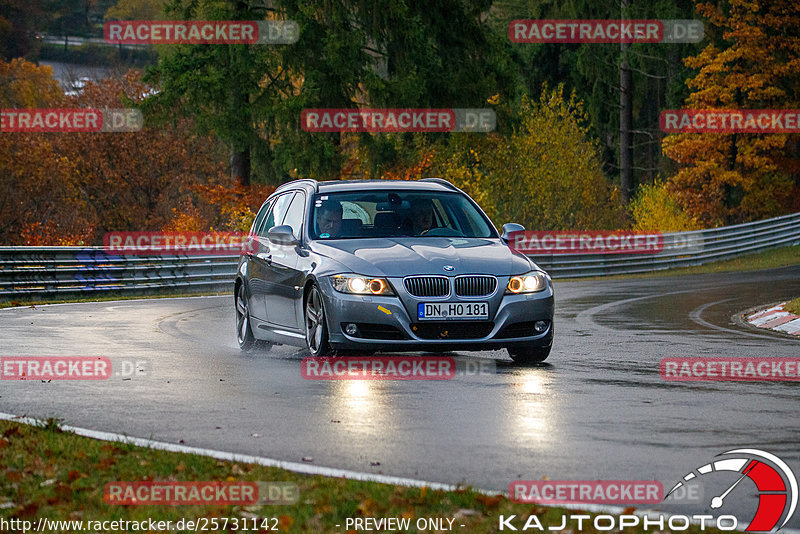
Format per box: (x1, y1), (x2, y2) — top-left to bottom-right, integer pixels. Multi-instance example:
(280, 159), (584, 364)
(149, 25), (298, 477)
(331, 274), (395, 296)
(505, 271), (548, 294)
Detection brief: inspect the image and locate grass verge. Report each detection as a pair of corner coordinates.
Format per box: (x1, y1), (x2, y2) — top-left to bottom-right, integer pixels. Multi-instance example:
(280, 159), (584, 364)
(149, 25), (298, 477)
(0, 419), (723, 534)
(784, 297), (800, 315)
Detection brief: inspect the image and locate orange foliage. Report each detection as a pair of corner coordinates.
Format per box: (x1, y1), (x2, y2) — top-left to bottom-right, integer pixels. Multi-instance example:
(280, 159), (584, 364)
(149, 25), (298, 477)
(0, 60), (273, 245)
(662, 0), (800, 226)
(380, 150), (435, 181)
(163, 183), (276, 233)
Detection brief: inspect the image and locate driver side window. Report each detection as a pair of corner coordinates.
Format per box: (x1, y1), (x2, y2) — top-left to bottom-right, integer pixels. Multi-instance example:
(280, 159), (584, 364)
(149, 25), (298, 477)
(251, 199), (273, 235)
(256, 192), (294, 237)
(282, 192), (306, 240)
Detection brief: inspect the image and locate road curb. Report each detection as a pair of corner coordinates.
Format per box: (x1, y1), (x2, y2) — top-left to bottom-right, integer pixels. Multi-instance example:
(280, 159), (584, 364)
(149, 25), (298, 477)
(744, 301), (800, 337)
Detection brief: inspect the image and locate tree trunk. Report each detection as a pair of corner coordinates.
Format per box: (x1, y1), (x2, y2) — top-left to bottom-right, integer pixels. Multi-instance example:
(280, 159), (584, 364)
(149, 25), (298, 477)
(619, 0), (634, 203)
(231, 148), (251, 187)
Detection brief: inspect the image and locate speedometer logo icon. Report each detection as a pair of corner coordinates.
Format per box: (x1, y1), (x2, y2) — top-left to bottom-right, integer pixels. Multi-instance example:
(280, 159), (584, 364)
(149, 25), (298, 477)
(667, 449), (797, 532)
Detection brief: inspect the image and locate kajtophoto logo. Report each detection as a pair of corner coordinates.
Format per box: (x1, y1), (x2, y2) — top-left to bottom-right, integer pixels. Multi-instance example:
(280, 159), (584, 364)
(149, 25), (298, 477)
(499, 449), (796, 531)
(666, 449), (797, 532)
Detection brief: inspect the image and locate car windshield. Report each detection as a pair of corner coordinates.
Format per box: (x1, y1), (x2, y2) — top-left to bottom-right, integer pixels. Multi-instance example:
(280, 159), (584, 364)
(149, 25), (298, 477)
(311, 190), (496, 240)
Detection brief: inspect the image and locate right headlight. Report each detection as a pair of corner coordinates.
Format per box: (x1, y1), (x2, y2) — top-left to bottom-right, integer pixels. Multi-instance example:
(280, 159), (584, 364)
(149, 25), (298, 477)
(330, 274), (395, 296)
(505, 271), (548, 294)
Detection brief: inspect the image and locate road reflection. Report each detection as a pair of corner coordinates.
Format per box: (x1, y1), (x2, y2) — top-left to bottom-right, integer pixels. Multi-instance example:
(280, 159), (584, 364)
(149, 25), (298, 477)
(506, 369), (558, 446)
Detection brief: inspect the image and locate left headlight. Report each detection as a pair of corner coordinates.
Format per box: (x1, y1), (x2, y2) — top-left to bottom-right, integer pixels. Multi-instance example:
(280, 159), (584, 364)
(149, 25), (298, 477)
(331, 274), (395, 296)
(505, 271), (549, 294)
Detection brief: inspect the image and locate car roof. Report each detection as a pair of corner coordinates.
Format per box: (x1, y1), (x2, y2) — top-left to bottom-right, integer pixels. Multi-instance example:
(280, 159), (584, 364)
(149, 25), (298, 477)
(318, 179), (453, 192)
(274, 178), (459, 195)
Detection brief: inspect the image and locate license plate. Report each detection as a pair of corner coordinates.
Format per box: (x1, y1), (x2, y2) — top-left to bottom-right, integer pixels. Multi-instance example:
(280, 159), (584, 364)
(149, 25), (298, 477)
(417, 302), (489, 320)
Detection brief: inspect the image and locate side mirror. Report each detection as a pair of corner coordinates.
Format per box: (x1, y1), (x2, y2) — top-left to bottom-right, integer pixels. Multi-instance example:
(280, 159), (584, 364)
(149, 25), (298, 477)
(501, 223), (525, 244)
(267, 225), (298, 245)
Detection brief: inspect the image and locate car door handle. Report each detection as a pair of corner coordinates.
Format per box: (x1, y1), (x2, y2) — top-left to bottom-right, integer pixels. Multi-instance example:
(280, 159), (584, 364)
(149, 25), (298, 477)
(256, 252), (272, 264)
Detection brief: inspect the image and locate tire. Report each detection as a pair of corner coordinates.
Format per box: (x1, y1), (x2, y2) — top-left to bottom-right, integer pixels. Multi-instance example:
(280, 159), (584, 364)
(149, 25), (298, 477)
(507, 345), (551, 365)
(235, 282), (256, 351)
(304, 284), (333, 356)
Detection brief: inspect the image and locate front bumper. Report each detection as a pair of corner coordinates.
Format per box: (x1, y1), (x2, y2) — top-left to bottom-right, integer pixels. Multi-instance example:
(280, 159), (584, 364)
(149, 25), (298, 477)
(319, 274), (554, 352)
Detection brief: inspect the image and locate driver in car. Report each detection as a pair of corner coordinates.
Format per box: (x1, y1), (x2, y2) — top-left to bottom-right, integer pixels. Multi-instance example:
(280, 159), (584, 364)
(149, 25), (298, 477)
(316, 200), (343, 238)
(409, 198), (436, 235)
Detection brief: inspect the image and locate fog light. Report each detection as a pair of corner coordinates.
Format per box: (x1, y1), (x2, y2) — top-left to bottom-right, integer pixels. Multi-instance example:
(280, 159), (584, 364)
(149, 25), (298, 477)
(534, 320), (548, 333)
(345, 323), (359, 336)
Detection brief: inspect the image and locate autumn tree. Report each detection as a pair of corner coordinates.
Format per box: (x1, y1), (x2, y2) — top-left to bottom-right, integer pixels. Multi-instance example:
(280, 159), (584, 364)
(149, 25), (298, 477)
(104, 0), (164, 21)
(0, 0), (45, 59)
(0, 59), (263, 245)
(662, 0), (800, 226)
(490, 0), (702, 203)
(425, 86), (626, 231)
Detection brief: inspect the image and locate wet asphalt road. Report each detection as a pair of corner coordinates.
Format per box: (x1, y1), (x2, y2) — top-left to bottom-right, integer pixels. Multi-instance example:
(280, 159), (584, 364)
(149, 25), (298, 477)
(1, 265), (799, 526)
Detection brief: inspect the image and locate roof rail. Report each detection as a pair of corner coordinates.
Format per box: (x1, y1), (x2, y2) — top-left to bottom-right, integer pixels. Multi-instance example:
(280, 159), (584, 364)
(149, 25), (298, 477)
(276, 178), (318, 192)
(419, 177), (458, 191)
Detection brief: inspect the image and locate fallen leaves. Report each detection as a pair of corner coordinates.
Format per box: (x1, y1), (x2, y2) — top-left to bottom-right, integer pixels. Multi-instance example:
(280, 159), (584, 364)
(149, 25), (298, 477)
(3, 426), (22, 438)
(357, 498), (379, 516)
(475, 493), (504, 508)
(278, 514), (294, 532)
(95, 457), (116, 470)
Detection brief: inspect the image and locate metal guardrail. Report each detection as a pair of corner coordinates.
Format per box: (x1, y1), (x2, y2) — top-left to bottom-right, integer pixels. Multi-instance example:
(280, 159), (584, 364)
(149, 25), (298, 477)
(1, 212), (799, 298)
(0, 249), (237, 298)
(533, 211), (800, 278)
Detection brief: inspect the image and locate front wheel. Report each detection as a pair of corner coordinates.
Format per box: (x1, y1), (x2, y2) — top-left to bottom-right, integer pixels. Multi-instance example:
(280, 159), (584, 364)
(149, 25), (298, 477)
(304, 284), (332, 356)
(507, 345), (551, 365)
(235, 283), (256, 351)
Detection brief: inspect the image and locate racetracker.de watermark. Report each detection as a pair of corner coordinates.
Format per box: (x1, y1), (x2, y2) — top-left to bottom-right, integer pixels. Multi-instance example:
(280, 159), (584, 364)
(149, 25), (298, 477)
(301, 356), (495, 380)
(0, 357), (149, 380)
(509, 231), (664, 255)
(301, 108), (496, 132)
(509, 231), (703, 255)
(509, 480), (663, 505)
(1, 109), (142, 133)
(509, 19), (704, 43)
(660, 109), (800, 133)
(104, 232), (255, 255)
(103, 481), (298, 505)
(104, 20), (299, 45)
(660, 357), (800, 382)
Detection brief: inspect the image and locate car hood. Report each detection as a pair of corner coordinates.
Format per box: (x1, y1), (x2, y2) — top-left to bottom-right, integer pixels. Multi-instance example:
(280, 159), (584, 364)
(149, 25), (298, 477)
(310, 237), (537, 277)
